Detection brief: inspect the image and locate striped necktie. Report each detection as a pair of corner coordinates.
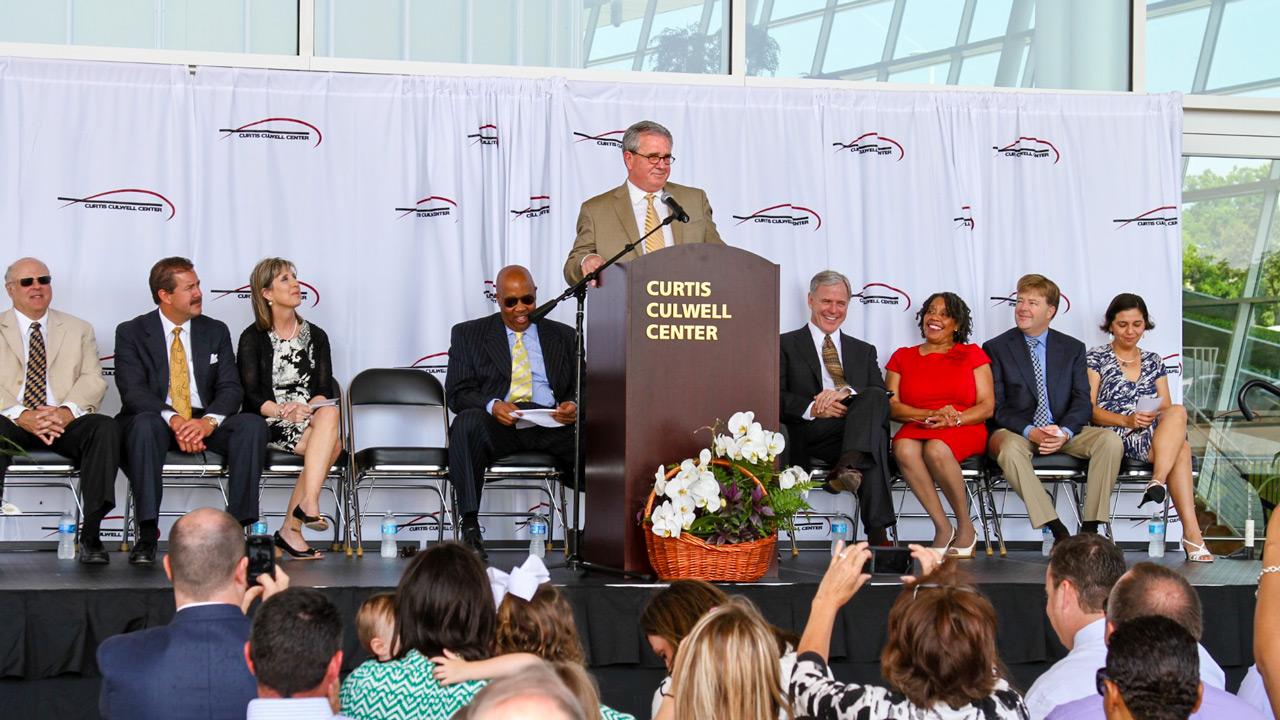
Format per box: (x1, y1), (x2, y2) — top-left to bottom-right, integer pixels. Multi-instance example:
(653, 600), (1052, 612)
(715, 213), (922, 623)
(821, 334), (847, 389)
(169, 327), (192, 420)
(643, 193), (664, 254)
(510, 332), (533, 403)
(1027, 337), (1052, 426)
(22, 322), (47, 409)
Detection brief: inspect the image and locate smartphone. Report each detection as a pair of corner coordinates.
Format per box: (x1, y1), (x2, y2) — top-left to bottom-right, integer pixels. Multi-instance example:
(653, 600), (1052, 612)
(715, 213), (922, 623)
(245, 534), (275, 585)
(862, 546), (915, 576)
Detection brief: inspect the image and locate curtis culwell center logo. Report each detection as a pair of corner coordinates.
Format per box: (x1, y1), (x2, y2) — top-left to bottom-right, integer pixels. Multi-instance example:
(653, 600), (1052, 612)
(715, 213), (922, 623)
(468, 124), (498, 146)
(993, 136), (1061, 163)
(954, 205), (975, 230)
(219, 117), (323, 147)
(832, 132), (904, 161)
(1114, 205), (1178, 229)
(1163, 353), (1182, 376)
(210, 282), (321, 307)
(732, 203), (822, 230)
(510, 196), (550, 220)
(853, 283), (912, 310)
(99, 354), (115, 377)
(573, 130), (625, 148)
(58, 188), (176, 221)
(484, 280), (498, 303)
(396, 195), (459, 222)
(990, 290), (1072, 314)
(403, 351), (448, 374)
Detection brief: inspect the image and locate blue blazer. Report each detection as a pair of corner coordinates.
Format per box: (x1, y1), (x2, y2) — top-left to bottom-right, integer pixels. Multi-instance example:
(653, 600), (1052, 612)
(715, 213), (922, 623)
(97, 603), (257, 720)
(982, 327), (1092, 437)
(113, 310), (243, 419)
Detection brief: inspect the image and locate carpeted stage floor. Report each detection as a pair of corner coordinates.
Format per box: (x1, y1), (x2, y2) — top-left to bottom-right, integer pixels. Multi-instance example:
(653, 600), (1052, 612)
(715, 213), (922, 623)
(0, 545), (1261, 719)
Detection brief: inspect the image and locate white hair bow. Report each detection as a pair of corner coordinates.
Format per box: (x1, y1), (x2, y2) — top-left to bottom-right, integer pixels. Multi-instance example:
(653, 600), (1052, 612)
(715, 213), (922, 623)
(487, 554), (551, 608)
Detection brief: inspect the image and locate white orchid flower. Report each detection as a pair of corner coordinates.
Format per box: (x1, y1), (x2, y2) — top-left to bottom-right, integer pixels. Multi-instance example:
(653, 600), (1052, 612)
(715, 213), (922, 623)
(698, 448), (712, 468)
(654, 466), (669, 496)
(728, 411), (754, 437)
(766, 431), (785, 457)
(689, 471), (721, 511)
(650, 501), (681, 538)
(739, 437), (766, 464)
(778, 466), (806, 490)
(746, 422), (765, 442)
(714, 434), (742, 460)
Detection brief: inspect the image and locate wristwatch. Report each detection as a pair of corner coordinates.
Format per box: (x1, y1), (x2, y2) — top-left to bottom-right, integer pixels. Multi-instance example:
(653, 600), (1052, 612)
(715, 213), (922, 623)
(204, 416), (220, 430)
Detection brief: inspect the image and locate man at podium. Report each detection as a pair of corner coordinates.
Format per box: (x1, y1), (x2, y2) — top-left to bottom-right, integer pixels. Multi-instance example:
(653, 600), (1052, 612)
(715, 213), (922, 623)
(780, 270), (896, 545)
(563, 120), (723, 285)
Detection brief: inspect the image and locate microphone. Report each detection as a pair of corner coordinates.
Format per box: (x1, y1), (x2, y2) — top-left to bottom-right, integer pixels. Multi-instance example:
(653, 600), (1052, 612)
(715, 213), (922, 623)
(662, 193), (690, 223)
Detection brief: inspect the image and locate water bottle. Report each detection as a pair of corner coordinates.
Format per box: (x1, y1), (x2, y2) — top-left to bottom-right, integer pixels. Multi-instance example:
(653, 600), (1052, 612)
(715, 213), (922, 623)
(528, 515), (548, 559)
(830, 520), (849, 557)
(380, 512), (398, 558)
(250, 520), (268, 536)
(1041, 527), (1054, 557)
(57, 512), (76, 560)
(1148, 513), (1166, 558)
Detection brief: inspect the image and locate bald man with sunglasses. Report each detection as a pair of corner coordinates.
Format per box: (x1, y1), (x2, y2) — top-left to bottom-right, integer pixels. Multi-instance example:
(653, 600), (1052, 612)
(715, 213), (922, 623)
(445, 265), (578, 560)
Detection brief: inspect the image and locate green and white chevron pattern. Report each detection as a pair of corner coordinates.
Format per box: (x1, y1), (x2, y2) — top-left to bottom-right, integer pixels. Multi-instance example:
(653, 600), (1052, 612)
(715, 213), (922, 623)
(339, 651), (486, 720)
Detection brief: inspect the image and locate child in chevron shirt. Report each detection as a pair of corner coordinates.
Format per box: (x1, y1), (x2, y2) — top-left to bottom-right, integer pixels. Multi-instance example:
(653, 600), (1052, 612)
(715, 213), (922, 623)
(356, 592), (397, 663)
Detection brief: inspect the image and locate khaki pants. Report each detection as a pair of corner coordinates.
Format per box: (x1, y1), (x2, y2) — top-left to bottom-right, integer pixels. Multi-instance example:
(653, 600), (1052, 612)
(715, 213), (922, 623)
(989, 427), (1123, 528)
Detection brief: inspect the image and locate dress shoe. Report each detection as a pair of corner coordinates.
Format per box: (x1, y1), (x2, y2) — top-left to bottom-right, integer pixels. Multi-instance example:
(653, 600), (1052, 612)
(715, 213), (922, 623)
(1138, 481), (1167, 508)
(866, 525), (894, 547)
(828, 467), (863, 494)
(273, 531), (322, 560)
(461, 525), (488, 562)
(129, 540), (157, 566)
(78, 540), (110, 565)
(291, 505), (330, 532)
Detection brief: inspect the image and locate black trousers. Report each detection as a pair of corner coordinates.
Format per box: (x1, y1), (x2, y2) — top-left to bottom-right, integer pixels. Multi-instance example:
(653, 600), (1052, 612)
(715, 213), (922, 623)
(0, 413), (120, 519)
(448, 408), (575, 515)
(787, 387), (896, 531)
(120, 411), (265, 528)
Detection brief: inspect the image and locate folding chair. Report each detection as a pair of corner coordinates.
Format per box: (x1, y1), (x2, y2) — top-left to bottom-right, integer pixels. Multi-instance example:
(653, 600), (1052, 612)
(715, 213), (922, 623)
(982, 454), (1086, 556)
(1, 448), (83, 542)
(471, 451), (564, 551)
(120, 451), (229, 551)
(889, 455), (994, 555)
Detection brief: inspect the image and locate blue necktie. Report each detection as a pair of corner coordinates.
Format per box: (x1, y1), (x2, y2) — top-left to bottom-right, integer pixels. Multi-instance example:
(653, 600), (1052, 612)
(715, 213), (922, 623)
(1027, 337), (1052, 427)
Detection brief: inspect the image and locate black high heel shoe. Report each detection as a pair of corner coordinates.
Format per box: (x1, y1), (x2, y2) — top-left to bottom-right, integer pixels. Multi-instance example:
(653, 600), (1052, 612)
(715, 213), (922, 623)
(291, 505), (329, 532)
(1137, 481), (1167, 508)
(273, 531), (322, 560)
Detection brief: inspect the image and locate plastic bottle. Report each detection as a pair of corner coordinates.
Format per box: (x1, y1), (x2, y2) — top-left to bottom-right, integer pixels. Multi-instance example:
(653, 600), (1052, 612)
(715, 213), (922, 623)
(381, 512), (398, 558)
(830, 520), (849, 557)
(528, 515), (548, 559)
(57, 512), (76, 560)
(1041, 527), (1054, 557)
(1148, 513), (1166, 558)
(250, 520), (268, 536)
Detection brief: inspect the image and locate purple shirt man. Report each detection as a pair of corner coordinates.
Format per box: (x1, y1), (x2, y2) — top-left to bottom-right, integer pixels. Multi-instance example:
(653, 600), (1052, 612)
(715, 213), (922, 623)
(1046, 683), (1266, 720)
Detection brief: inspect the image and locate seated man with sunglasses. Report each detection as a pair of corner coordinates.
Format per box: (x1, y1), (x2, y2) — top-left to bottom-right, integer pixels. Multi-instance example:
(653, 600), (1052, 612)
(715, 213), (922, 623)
(0, 257), (120, 562)
(445, 265), (578, 559)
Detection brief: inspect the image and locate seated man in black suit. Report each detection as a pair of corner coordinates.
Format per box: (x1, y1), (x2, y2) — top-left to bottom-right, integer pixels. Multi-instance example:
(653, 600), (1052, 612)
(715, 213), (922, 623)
(97, 507), (289, 720)
(446, 265), (578, 559)
(780, 270), (894, 545)
(114, 257), (267, 565)
(983, 273), (1122, 541)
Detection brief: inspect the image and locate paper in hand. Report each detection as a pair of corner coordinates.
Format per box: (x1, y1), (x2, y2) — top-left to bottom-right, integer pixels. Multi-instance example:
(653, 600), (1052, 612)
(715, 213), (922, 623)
(1135, 396), (1162, 414)
(512, 408), (563, 429)
(308, 398), (340, 408)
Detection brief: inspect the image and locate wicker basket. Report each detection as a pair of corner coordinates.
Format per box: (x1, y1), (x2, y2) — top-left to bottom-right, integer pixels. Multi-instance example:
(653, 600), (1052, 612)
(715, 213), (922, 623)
(643, 459), (777, 582)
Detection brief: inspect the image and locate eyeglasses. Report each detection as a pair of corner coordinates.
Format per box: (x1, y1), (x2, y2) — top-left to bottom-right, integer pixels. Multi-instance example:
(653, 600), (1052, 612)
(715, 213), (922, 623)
(502, 295), (536, 309)
(1095, 668), (1111, 696)
(630, 152), (675, 166)
(10, 276), (51, 288)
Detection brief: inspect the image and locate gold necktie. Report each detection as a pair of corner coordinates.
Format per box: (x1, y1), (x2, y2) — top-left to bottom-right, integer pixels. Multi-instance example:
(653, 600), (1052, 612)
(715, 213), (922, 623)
(822, 334), (847, 389)
(643, 193), (664, 254)
(169, 327), (192, 419)
(510, 332), (533, 403)
(22, 322), (47, 410)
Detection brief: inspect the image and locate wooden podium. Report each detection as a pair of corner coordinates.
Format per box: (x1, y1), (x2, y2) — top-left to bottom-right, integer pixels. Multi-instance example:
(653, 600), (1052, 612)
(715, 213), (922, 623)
(583, 244), (780, 574)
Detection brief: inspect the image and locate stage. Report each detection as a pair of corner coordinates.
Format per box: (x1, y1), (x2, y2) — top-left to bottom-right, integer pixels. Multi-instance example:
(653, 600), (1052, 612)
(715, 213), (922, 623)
(0, 545), (1260, 719)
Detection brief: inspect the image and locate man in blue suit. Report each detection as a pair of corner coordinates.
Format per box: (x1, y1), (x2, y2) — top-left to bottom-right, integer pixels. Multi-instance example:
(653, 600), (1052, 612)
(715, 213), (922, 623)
(97, 507), (289, 720)
(984, 274), (1122, 542)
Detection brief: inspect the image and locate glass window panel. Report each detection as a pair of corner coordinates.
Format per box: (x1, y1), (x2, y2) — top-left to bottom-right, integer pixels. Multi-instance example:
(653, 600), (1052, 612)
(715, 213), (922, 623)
(1183, 300), (1238, 409)
(888, 61), (951, 84)
(822, 2), (893, 74)
(1205, 0), (1280, 94)
(760, 15), (823, 78)
(1235, 302), (1280, 404)
(767, 1), (828, 21)
(1186, 157), (1273, 191)
(1182, 193), (1265, 301)
(956, 50), (1000, 85)
(0, 5), (67, 44)
(644, 1), (725, 74)
(894, 0), (964, 59)
(969, 0), (1014, 42)
(1145, 3), (1209, 93)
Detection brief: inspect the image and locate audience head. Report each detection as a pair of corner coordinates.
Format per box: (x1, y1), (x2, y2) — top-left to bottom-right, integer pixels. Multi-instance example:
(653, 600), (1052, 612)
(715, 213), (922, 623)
(640, 579), (729, 670)
(1100, 292), (1155, 342)
(356, 592), (397, 662)
(459, 662), (586, 720)
(881, 565), (1006, 710)
(395, 541), (494, 661)
(495, 265), (537, 334)
(1106, 562), (1203, 641)
(149, 256), (202, 321)
(670, 596), (789, 720)
(496, 583), (586, 665)
(807, 270), (853, 336)
(549, 661), (605, 720)
(164, 507), (246, 603)
(1045, 534), (1126, 641)
(249, 257), (299, 330)
(916, 291), (973, 344)
(1014, 273), (1059, 335)
(4, 257), (53, 319)
(1101, 616), (1202, 720)
(622, 120), (673, 194)
(245, 588), (343, 701)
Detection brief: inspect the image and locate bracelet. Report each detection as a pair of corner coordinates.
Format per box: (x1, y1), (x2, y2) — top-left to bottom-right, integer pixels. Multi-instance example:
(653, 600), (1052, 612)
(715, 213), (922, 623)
(1260, 566), (1280, 581)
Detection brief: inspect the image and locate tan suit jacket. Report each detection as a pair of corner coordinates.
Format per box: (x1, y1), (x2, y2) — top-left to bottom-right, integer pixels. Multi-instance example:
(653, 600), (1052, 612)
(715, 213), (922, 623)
(563, 181), (724, 285)
(0, 308), (108, 413)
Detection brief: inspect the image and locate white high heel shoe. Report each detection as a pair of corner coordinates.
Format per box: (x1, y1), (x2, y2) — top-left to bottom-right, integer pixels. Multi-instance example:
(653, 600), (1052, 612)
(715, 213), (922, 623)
(1181, 538), (1214, 563)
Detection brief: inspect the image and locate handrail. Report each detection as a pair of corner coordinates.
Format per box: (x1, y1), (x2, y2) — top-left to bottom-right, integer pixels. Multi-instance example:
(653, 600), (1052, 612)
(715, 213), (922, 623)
(1237, 378), (1280, 421)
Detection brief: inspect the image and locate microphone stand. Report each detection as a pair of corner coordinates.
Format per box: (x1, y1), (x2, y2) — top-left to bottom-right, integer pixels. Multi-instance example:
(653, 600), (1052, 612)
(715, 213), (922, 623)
(528, 215), (678, 580)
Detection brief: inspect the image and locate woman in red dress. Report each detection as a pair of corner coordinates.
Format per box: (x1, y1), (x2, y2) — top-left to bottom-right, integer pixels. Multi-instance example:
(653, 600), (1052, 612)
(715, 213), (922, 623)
(885, 293), (994, 559)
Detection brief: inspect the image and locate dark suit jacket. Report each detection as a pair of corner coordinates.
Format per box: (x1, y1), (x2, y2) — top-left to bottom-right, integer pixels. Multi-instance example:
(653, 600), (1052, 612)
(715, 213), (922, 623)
(445, 313), (576, 414)
(114, 310), (243, 419)
(982, 327), (1092, 437)
(236, 321), (338, 415)
(97, 603), (256, 720)
(780, 326), (885, 424)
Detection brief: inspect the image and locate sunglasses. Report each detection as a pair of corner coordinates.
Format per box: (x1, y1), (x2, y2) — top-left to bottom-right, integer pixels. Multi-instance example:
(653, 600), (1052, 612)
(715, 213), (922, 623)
(502, 295), (536, 309)
(12, 276), (51, 288)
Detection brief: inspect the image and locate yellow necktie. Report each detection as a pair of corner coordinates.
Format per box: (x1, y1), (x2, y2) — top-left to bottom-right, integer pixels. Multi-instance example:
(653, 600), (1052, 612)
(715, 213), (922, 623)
(169, 327), (192, 419)
(510, 332), (533, 403)
(822, 334), (847, 389)
(643, 193), (664, 254)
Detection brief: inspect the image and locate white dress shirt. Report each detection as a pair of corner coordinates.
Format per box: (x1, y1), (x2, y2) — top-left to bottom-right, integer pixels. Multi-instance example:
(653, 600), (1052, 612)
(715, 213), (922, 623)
(2, 310), (83, 420)
(1237, 665), (1276, 720)
(157, 309), (223, 425)
(247, 697), (350, 720)
(801, 322), (854, 421)
(626, 180), (673, 252)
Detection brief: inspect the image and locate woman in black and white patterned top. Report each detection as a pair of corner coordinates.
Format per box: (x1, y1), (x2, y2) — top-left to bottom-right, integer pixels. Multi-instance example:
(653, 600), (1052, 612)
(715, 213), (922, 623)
(792, 543), (1028, 720)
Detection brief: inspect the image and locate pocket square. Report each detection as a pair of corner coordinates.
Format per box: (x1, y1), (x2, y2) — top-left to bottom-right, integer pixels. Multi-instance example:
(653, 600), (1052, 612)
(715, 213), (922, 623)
(210, 354), (219, 364)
